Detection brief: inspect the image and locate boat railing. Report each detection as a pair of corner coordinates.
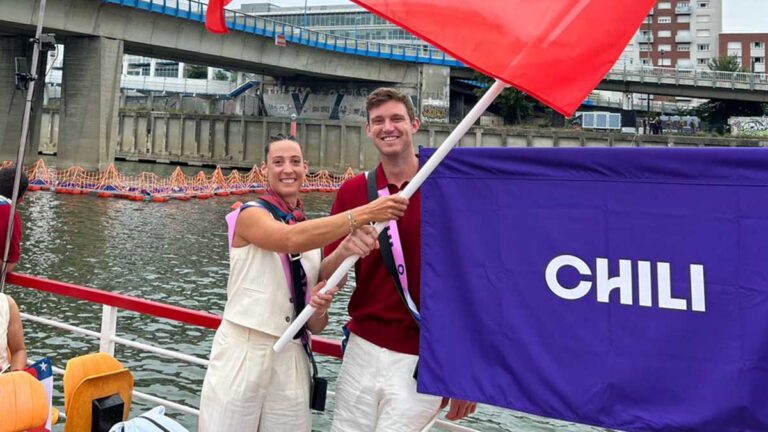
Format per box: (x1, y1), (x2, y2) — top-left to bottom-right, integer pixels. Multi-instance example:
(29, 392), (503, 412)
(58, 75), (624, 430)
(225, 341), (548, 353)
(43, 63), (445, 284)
(8, 272), (479, 432)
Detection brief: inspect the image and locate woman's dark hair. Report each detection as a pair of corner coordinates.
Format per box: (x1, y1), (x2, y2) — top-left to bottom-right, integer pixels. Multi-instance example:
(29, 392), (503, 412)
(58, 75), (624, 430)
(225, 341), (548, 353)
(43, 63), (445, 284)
(264, 134), (300, 161)
(0, 168), (28, 200)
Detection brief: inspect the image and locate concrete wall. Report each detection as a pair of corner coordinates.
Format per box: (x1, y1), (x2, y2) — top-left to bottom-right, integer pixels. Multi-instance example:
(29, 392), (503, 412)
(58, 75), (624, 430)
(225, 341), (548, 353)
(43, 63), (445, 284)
(0, 36), (46, 164)
(38, 110), (768, 171)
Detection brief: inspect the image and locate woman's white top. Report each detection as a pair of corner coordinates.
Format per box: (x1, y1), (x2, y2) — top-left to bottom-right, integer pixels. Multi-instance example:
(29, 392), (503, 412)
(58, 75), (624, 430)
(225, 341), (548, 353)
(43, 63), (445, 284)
(0, 294), (11, 372)
(222, 242), (321, 338)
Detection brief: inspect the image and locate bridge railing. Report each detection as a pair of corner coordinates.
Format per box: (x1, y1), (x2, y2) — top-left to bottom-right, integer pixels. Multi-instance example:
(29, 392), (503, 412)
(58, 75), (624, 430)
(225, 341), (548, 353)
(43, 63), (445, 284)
(606, 63), (768, 91)
(46, 68), (238, 95)
(103, 0), (463, 67)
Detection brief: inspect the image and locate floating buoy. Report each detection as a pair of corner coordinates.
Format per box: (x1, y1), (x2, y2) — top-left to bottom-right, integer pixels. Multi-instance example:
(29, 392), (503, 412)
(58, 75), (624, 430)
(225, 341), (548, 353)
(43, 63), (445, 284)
(96, 192), (113, 198)
(151, 196), (169, 203)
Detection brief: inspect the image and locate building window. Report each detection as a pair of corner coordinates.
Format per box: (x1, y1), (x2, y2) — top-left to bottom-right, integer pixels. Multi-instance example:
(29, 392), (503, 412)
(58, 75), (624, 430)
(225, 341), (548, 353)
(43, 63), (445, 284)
(659, 58), (672, 66)
(727, 42), (742, 50)
(658, 2), (672, 9)
(658, 16), (672, 24)
(698, 1), (709, 7)
(678, 45), (690, 52)
(696, 15), (711, 23)
(641, 58), (651, 65)
(697, 43), (710, 51)
(754, 57), (765, 64)
(697, 58), (709, 65)
(696, 29), (711, 37)
(658, 44), (672, 52)
(658, 30), (672, 38)
(753, 42), (765, 49)
(678, 15), (690, 23)
(639, 45), (651, 52)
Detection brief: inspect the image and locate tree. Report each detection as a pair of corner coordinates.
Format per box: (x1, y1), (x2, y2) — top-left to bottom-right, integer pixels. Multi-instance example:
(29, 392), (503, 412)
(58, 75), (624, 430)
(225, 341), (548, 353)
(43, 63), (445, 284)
(473, 73), (538, 125)
(694, 55), (765, 134)
(707, 55), (743, 72)
(213, 70), (230, 81)
(186, 65), (207, 79)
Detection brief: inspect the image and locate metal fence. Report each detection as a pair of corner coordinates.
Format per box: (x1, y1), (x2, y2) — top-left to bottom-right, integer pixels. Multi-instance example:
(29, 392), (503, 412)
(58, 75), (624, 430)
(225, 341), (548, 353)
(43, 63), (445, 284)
(607, 63), (768, 92)
(103, 0), (463, 66)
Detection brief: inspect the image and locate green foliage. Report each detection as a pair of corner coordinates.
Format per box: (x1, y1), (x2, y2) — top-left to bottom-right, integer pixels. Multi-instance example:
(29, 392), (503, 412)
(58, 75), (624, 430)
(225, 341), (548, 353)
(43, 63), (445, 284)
(213, 70), (230, 81)
(707, 55), (744, 72)
(695, 55), (765, 133)
(473, 73), (540, 125)
(186, 65), (208, 79)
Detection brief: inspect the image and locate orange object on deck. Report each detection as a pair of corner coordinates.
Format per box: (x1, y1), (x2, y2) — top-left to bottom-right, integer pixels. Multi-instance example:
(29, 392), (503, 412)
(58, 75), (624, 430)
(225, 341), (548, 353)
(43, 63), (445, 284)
(0, 371), (49, 432)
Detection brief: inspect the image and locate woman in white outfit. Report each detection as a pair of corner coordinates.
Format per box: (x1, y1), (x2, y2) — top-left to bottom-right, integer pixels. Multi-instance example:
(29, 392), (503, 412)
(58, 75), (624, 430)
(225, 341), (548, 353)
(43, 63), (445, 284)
(0, 293), (27, 373)
(199, 135), (407, 432)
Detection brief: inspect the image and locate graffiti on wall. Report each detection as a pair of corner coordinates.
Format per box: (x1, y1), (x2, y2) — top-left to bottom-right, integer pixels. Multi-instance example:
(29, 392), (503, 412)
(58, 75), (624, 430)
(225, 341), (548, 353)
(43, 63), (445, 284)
(420, 98), (449, 123)
(263, 84), (380, 121)
(729, 116), (768, 137)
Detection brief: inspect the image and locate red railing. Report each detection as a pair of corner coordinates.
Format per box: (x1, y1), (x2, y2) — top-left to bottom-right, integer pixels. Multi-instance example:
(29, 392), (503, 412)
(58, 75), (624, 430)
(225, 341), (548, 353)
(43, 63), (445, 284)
(7, 272), (343, 358)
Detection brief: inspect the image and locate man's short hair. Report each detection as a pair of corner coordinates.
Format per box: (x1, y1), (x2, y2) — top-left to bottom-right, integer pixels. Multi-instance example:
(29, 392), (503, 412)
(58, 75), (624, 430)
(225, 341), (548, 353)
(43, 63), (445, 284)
(0, 168), (28, 200)
(365, 88), (417, 122)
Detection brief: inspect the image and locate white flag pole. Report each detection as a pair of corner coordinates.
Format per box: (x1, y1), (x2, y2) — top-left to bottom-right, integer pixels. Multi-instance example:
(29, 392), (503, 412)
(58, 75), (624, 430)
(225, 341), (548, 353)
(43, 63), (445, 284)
(273, 79), (509, 352)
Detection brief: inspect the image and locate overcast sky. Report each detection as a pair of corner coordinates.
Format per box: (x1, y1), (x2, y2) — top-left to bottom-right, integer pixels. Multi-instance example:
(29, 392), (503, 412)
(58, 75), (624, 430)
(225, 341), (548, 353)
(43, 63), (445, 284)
(723, 0), (767, 33)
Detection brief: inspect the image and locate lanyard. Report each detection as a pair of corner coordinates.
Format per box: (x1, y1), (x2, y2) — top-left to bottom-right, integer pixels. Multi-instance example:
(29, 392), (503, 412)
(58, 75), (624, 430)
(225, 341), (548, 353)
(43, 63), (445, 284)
(366, 170), (420, 324)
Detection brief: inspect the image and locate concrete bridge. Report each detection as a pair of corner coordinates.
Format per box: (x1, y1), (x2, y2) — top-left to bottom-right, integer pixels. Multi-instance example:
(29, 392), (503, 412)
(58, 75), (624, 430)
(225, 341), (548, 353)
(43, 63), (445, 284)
(0, 0), (445, 169)
(2, 0), (767, 170)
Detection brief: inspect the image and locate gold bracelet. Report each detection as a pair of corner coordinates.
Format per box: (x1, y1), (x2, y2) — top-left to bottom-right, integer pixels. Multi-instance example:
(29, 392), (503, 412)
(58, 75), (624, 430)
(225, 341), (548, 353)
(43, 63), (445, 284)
(347, 210), (359, 233)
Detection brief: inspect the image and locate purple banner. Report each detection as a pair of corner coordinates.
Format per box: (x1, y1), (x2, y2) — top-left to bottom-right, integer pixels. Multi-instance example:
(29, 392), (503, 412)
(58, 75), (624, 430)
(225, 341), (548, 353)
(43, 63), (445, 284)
(418, 147), (768, 432)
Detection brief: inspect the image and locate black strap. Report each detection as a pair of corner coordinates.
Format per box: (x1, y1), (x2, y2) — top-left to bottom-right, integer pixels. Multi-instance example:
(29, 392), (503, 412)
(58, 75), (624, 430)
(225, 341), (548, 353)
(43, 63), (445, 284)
(137, 415), (172, 432)
(251, 199), (308, 337)
(366, 170), (419, 327)
(249, 199), (320, 380)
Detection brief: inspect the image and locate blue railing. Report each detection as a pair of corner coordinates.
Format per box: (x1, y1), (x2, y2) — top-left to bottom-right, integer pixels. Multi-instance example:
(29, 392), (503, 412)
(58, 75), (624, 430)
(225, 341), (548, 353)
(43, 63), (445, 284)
(102, 0), (464, 67)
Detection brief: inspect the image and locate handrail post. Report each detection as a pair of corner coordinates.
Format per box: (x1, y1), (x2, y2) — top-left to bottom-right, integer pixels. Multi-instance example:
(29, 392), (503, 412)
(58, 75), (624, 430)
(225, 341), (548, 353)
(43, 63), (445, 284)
(100, 305), (118, 355)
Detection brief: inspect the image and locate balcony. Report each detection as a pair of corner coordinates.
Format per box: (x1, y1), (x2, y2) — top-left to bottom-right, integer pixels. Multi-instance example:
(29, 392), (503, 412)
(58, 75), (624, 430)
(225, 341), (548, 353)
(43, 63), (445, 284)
(675, 5), (692, 14)
(675, 34), (692, 43)
(637, 34), (654, 44)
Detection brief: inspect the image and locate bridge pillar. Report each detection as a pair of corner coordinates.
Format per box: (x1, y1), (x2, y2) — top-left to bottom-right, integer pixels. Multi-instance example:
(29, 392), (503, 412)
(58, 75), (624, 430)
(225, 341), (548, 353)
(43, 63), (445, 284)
(417, 65), (450, 124)
(57, 36), (123, 170)
(0, 36), (46, 164)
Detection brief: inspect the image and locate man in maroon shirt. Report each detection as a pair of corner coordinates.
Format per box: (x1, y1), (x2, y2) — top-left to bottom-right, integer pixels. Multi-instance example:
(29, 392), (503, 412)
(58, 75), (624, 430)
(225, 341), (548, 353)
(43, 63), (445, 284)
(322, 88), (476, 431)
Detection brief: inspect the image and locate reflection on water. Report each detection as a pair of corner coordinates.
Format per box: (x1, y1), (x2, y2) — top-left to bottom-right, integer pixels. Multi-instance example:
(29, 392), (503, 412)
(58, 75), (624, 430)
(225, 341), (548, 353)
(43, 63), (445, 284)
(11, 161), (608, 432)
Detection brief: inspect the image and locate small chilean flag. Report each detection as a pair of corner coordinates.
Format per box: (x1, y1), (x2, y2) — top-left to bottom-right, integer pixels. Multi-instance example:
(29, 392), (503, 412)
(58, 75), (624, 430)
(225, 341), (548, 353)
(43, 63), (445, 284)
(24, 357), (54, 432)
(205, 0), (233, 34)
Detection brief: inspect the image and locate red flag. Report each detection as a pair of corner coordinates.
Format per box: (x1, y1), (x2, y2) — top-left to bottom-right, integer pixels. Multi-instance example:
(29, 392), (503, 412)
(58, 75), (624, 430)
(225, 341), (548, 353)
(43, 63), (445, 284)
(350, 0), (655, 116)
(205, 0), (233, 34)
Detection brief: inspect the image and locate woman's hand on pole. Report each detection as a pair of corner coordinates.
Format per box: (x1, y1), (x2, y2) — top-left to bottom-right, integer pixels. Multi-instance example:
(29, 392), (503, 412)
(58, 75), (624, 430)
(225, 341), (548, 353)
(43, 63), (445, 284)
(355, 195), (408, 224)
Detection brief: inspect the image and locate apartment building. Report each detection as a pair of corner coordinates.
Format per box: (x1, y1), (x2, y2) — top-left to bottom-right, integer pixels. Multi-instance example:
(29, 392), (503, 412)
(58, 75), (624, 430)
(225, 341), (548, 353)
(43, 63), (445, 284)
(636, 0), (721, 69)
(719, 0), (767, 72)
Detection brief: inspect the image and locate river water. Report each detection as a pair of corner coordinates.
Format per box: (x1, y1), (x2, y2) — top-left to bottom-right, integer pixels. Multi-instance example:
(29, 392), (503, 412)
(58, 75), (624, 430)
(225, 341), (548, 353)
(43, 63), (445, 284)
(11, 160), (609, 432)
